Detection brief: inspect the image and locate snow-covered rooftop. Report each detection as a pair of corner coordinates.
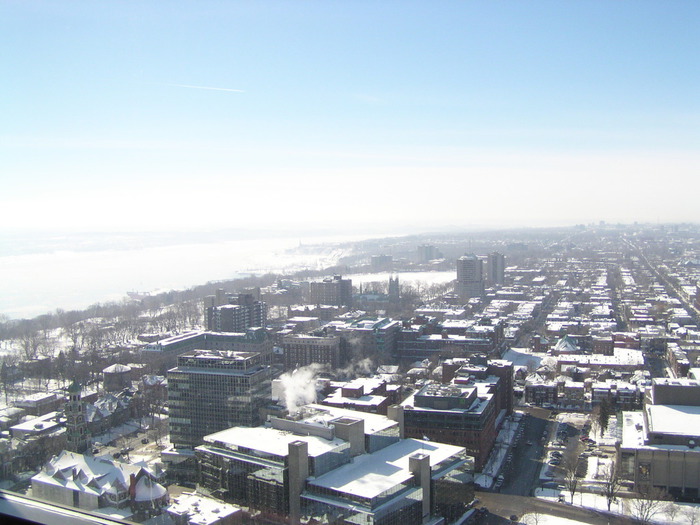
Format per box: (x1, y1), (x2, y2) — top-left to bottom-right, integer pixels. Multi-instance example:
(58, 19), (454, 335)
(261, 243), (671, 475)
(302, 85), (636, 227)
(558, 348), (644, 367)
(646, 405), (700, 437)
(302, 404), (397, 434)
(168, 492), (241, 525)
(308, 438), (464, 500)
(202, 425), (347, 458)
(31, 450), (166, 502)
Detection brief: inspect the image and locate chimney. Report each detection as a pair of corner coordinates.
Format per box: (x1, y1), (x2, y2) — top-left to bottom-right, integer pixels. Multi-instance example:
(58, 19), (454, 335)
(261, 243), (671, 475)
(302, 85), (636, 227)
(129, 473), (136, 500)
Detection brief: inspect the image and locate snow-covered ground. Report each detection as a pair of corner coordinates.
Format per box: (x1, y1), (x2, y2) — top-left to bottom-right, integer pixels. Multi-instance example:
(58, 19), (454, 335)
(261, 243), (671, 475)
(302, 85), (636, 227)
(520, 514), (588, 525)
(537, 487), (700, 524)
(502, 347), (547, 369)
(92, 420), (142, 448)
(590, 411), (621, 447)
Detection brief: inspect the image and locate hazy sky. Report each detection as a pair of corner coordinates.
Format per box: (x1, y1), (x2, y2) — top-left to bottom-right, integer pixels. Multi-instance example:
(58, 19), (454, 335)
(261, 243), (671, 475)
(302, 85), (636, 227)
(2, 1), (698, 234)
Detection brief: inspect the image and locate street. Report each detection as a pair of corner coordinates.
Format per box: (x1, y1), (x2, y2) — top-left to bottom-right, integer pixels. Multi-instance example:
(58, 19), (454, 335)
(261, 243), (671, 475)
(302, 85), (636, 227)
(474, 492), (635, 524)
(499, 407), (550, 497)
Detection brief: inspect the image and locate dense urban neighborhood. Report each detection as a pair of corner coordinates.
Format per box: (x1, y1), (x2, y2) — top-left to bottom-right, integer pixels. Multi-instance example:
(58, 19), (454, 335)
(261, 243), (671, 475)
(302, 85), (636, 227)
(3, 223), (700, 524)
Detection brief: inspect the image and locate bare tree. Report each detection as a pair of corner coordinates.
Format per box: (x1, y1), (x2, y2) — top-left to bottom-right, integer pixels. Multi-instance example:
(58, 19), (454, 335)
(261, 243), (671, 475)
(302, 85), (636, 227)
(63, 320), (85, 352)
(684, 506), (700, 525)
(629, 487), (670, 525)
(562, 456), (580, 504)
(38, 335), (57, 360)
(665, 501), (679, 521)
(601, 461), (622, 512)
(34, 313), (51, 340)
(0, 354), (19, 404)
(40, 357), (54, 391)
(152, 416), (168, 448)
(0, 313), (11, 342)
(524, 511), (542, 525)
(18, 320), (42, 361)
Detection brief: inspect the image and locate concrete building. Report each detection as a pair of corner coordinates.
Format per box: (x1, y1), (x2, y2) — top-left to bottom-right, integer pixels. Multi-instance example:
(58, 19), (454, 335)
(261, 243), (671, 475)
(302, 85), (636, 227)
(195, 410), (473, 525)
(399, 381), (499, 470)
(14, 392), (62, 417)
(303, 438), (473, 525)
(142, 328), (273, 368)
(282, 333), (343, 370)
(325, 317), (401, 361)
(10, 411), (63, 441)
(417, 244), (439, 263)
(371, 254), (393, 271)
(397, 325), (501, 361)
(456, 254), (484, 301)
(487, 252), (506, 286)
(168, 348), (276, 449)
(619, 378), (700, 499)
(308, 275), (353, 307)
(321, 377), (401, 416)
(206, 293), (267, 333)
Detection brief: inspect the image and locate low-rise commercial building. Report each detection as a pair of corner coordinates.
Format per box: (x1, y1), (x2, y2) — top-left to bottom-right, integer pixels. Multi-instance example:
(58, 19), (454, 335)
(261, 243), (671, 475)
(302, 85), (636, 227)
(619, 378), (700, 499)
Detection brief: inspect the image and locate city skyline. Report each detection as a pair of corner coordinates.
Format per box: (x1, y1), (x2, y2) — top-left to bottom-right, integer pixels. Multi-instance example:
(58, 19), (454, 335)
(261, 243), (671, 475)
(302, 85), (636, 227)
(1, 2), (698, 234)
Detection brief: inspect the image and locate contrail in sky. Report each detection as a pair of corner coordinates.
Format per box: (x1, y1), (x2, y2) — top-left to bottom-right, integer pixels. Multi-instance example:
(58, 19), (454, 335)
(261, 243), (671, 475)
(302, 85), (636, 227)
(165, 83), (245, 93)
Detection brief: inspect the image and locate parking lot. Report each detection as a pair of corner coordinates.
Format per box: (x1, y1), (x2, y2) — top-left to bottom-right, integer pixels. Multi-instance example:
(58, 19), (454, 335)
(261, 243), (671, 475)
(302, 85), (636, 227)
(539, 412), (619, 498)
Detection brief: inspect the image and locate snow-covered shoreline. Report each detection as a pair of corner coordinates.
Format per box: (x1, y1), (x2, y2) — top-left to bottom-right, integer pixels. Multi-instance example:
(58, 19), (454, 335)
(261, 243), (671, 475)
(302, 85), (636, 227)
(0, 236), (353, 319)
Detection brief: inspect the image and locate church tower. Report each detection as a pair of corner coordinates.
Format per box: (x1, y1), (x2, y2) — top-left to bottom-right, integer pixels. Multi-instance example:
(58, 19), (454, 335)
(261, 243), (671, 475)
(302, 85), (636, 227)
(65, 381), (90, 454)
(388, 276), (400, 303)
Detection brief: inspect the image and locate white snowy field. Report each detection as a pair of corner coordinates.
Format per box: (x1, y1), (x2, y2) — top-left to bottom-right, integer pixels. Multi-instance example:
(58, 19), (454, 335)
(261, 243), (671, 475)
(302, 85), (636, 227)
(502, 347), (548, 369)
(521, 514), (588, 525)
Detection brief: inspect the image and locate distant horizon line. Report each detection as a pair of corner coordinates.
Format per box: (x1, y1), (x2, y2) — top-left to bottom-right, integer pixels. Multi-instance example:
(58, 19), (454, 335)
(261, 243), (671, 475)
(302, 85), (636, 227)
(2, 220), (696, 238)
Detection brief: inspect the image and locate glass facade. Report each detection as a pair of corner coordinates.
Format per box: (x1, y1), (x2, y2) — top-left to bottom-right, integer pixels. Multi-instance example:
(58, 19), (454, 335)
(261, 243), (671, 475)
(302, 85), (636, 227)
(168, 350), (275, 448)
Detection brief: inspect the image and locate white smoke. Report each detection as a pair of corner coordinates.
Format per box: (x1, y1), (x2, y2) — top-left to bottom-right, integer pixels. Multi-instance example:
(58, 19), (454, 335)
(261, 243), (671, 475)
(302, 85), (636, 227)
(279, 364), (327, 414)
(336, 357), (374, 380)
